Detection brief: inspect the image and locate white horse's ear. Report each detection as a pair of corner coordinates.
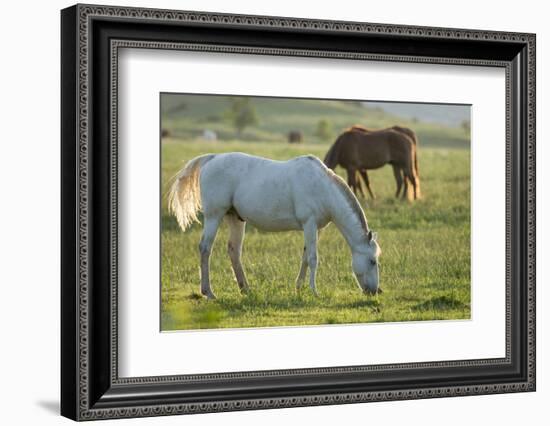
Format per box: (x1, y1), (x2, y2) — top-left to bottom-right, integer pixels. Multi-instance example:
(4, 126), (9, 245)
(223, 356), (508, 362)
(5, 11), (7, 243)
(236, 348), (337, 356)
(372, 232), (378, 241)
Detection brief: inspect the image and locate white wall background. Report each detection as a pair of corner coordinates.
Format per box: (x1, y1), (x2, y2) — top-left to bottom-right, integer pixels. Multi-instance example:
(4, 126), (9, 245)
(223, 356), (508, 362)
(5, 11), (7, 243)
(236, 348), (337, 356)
(0, 0), (546, 424)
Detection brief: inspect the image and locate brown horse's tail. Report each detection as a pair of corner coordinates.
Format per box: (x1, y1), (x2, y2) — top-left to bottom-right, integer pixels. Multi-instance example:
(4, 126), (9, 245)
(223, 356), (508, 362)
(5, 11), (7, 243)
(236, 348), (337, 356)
(394, 126), (419, 179)
(412, 144), (421, 199)
(394, 130), (421, 200)
(410, 132), (419, 181)
(323, 134), (345, 169)
(393, 126), (421, 199)
(414, 150), (419, 181)
(409, 131), (421, 198)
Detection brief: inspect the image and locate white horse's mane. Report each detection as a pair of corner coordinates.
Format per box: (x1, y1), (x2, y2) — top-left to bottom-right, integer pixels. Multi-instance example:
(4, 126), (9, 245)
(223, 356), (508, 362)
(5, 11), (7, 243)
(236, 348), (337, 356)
(306, 155), (369, 233)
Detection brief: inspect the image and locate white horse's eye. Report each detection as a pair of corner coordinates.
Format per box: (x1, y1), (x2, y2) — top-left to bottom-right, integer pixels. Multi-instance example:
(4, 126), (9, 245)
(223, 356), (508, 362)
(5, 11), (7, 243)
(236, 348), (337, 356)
(370, 259), (377, 266)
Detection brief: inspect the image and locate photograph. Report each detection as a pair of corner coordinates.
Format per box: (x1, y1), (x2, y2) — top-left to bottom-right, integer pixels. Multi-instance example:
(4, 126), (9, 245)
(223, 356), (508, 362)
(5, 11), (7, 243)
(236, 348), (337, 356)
(160, 93), (472, 331)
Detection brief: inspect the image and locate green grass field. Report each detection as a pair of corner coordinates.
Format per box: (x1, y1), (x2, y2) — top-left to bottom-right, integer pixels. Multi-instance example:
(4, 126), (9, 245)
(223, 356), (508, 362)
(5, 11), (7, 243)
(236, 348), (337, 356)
(160, 139), (471, 331)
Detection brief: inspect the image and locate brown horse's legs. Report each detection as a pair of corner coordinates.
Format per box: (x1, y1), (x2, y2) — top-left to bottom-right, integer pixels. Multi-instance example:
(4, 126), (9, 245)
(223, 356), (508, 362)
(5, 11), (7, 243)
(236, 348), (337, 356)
(359, 170), (375, 199)
(401, 172), (409, 200)
(392, 165), (403, 198)
(346, 168), (360, 197)
(403, 169), (417, 200)
(354, 170), (366, 198)
(346, 168), (354, 191)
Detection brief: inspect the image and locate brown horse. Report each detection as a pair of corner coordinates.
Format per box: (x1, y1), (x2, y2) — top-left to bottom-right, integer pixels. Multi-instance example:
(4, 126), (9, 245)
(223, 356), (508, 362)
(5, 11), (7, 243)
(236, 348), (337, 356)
(348, 125), (420, 199)
(324, 126), (420, 200)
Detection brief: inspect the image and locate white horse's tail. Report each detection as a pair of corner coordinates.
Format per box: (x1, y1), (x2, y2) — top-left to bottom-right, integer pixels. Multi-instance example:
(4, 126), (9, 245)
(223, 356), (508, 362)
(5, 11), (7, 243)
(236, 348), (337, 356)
(168, 154), (215, 231)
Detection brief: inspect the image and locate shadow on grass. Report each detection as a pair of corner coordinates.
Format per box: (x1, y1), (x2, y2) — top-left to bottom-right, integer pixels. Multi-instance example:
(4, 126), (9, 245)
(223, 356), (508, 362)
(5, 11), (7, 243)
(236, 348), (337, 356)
(332, 299), (381, 309)
(214, 292), (316, 312)
(186, 292), (203, 300)
(412, 295), (468, 311)
(163, 293), (382, 330)
(178, 289), (382, 314)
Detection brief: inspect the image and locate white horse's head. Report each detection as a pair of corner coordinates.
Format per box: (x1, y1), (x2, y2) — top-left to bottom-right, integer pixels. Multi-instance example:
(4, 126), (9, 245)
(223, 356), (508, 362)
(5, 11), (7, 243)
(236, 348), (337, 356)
(352, 230), (381, 295)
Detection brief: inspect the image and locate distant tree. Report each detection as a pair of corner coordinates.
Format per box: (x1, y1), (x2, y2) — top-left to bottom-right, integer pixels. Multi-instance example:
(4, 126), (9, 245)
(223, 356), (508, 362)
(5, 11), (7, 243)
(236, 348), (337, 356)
(314, 119), (333, 142)
(461, 119), (471, 134)
(226, 98), (259, 137)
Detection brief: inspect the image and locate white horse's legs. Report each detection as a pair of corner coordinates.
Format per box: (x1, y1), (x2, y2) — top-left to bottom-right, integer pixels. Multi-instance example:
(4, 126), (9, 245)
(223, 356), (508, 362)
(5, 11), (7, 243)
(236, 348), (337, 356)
(199, 214), (223, 299)
(226, 214), (250, 294)
(303, 219), (319, 296)
(295, 246), (308, 290)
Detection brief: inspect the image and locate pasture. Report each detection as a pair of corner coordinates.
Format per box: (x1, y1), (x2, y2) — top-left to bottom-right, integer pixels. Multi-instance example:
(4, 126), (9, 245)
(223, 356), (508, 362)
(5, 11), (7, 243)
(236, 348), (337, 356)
(161, 139), (471, 331)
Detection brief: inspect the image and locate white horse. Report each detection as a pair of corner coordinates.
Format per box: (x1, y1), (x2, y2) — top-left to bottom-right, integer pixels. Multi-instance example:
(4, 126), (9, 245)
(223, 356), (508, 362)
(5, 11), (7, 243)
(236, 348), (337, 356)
(168, 152), (381, 299)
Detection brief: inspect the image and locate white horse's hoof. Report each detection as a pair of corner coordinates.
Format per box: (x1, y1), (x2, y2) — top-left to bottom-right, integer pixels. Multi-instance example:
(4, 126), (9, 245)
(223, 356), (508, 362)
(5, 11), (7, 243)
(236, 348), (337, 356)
(202, 291), (217, 300)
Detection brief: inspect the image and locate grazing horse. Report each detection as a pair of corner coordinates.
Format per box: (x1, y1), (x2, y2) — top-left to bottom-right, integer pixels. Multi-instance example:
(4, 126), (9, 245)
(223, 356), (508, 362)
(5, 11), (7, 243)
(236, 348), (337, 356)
(324, 127), (420, 200)
(350, 125), (420, 199)
(168, 153), (381, 299)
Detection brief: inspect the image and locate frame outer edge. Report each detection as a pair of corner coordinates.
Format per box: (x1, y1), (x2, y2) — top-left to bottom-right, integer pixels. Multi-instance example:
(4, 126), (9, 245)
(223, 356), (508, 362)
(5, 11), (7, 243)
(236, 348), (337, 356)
(66, 4), (536, 420)
(76, 2), (93, 420)
(61, 4), (80, 422)
(527, 33), (535, 390)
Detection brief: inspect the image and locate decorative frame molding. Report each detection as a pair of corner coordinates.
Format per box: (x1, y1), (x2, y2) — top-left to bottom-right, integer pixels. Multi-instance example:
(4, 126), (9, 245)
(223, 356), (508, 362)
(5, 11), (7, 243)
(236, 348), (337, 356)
(61, 3), (536, 421)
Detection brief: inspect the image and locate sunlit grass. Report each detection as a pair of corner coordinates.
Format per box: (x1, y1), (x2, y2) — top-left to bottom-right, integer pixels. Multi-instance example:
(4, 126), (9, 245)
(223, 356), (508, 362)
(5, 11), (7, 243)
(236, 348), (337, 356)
(161, 140), (470, 330)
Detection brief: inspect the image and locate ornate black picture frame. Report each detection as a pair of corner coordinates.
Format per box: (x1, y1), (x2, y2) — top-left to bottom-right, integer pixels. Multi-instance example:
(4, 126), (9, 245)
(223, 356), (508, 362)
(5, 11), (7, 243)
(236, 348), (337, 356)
(61, 3), (536, 421)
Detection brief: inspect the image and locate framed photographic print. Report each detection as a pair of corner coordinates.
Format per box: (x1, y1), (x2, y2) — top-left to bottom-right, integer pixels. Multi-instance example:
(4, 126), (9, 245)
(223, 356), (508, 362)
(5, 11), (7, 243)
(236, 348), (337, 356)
(61, 4), (536, 421)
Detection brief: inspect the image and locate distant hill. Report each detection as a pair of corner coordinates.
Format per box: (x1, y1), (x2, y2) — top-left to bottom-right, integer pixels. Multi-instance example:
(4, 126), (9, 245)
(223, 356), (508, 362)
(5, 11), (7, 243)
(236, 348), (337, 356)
(161, 93), (470, 148)
(362, 101), (470, 127)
